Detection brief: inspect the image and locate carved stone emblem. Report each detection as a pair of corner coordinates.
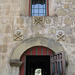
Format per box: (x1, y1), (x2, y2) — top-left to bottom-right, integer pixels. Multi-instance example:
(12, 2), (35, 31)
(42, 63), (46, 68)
(33, 16), (44, 25)
(56, 30), (65, 41)
(14, 29), (23, 41)
(45, 17), (51, 24)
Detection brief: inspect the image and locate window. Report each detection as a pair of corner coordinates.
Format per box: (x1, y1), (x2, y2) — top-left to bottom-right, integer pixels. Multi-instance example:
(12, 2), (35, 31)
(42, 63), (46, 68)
(29, 0), (49, 16)
(31, 0), (46, 16)
(20, 0), (55, 16)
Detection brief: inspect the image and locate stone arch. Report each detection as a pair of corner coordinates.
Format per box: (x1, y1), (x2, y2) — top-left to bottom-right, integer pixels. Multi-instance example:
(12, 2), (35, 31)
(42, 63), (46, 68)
(11, 37), (64, 60)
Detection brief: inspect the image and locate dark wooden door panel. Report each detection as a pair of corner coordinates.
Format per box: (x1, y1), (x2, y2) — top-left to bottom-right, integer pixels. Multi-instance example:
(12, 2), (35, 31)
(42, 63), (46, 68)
(50, 51), (66, 75)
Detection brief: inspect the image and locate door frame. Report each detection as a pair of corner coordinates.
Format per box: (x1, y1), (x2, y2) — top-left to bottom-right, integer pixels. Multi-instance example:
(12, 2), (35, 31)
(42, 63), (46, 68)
(10, 37), (64, 60)
(10, 37), (67, 75)
(26, 55), (50, 75)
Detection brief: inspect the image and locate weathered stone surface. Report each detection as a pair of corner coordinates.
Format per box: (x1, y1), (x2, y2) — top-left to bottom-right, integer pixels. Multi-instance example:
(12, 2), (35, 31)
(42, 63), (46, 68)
(17, 17), (24, 25)
(0, 45), (2, 52)
(50, 28), (56, 34)
(69, 11), (75, 17)
(64, 4), (69, 9)
(63, 26), (72, 34)
(0, 0), (75, 75)
(65, 0), (71, 2)
(56, 0), (60, 3)
(5, 25), (11, 33)
(73, 18), (75, 23)
(64, 18), (72, 25)
(4, 35), (10, 43)
(45, 17), (51, 24)
(69, 35), (75, 43)
(2, 44), (7, 53)
(71, 5), (75, 9)
(57, 9), (67, 16)
(4, 9), (10, 16)
(71, 0), (75, 4)
(54, 17), (62, 24)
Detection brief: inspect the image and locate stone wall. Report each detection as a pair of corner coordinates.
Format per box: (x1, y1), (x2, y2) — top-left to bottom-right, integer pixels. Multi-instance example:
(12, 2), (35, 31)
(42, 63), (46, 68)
(0, 0), (75, 75)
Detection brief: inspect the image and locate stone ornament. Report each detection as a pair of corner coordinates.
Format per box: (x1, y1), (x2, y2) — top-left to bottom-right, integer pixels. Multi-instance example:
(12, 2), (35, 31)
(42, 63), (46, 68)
(45, 17), (51, 24)
(33, 16), (44, 25)
(56, 30), (65, 41)
(10, 60), (23, 67)
(14, 29), (23, 41)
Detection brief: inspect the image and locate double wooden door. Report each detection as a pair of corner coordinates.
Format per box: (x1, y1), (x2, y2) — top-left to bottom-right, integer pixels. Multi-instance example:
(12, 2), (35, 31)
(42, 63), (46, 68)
(20, 46), (66, 75)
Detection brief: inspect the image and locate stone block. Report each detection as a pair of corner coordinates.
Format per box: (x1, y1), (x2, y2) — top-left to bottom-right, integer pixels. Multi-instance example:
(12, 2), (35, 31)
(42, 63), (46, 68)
(68, 35), (75, 43)
(66, 36), (71, 43)
(57, 9), (67, 16)
(69, 11), (75, 17)
(56, 0), (60, 3)
(17, 17), (24, 25)
(4, 9), (10, 16)
(54, 17), (62, 24)
(64, 18), (73, 25)
(64, 4), (69, 9)
(62, 26), (72, 34)
(2, 4), (10, 10)
(50, 28), (56, 34)
(74, 18), (75, 23)
(2, 44), (7, 53)
(0, 4), (2, 10)
(0, 24), (4, 33)
(65, 0), (71, 2)
(0, 45), (2, 52)
(5, 25), (12, 33)
(71, 5), (75, 9)
(71, 0), (75, 4)
(1, 17), (7, 24)
(0, 11), (2, 16)
(4, 35), (10, 43)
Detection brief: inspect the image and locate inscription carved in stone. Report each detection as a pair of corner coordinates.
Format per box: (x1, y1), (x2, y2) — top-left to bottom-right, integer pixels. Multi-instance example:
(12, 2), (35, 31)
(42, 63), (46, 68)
(56, 30), (65, 41)
(14, 29), (23, 41)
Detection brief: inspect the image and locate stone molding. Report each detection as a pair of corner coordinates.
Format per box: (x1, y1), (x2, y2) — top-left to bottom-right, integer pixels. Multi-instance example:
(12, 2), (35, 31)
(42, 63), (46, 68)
(11, 37), (64, 60)
(10, 60), (23, 67)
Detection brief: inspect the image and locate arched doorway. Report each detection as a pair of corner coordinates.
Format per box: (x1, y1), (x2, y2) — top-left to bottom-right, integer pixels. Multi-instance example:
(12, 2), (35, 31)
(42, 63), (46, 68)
(10, 37), (66, 75)
(20, 46), (54, 75)
(20, 46), (66, 75)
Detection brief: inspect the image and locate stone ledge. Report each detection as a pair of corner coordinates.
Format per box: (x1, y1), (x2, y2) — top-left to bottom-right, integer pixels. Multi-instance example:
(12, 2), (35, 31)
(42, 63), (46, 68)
(10, 60), (23, 67)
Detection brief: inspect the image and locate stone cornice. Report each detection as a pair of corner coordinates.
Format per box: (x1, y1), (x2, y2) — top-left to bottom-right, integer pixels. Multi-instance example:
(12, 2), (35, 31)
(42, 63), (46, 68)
(10, 60), (23, 67)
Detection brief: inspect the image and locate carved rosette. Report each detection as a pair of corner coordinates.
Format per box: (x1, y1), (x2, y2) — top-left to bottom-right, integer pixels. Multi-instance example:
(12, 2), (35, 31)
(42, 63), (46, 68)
(45, 17), (51, 24)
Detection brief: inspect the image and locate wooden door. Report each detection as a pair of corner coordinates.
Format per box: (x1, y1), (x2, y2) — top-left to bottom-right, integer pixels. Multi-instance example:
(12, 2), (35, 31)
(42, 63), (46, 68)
(20, 46), (53, 75)
(50, 51), (66, 75)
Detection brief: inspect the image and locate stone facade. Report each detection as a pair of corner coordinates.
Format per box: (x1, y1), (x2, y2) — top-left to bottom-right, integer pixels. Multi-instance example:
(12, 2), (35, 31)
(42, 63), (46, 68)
(0, 0), (75, 75)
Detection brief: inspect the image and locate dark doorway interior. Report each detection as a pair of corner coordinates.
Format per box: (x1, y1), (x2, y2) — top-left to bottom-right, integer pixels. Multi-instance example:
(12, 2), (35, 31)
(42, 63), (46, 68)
(26, 56), (50, 75)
